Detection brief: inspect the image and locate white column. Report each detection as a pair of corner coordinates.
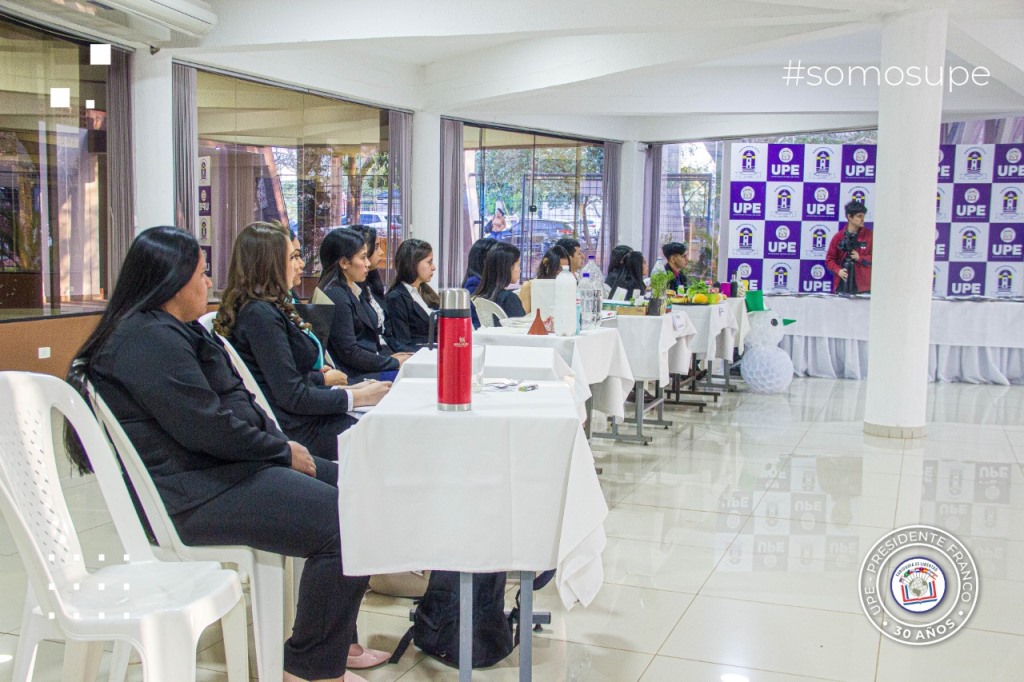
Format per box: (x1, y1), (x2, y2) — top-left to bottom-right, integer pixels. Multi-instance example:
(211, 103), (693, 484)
(617, 141), (646, 250)
(132, 51), (175, 232)
(864, 9), (948, 438)
(410, 111), (442, 249)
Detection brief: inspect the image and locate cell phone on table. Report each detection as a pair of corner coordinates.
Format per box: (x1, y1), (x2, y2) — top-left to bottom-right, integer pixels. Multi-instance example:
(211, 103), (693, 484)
(518, 383), (539, 392)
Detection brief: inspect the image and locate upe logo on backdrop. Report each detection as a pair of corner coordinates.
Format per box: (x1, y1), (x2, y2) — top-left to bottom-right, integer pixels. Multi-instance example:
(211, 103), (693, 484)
(736, 224), (757, 252)
(958, 227), (980, 255)
(739, 146), (759, 175)
(998, 147), (1024, 177)
(956, 188), (986, 220)
(737, 263), (753, 279)
(960, 266), (976, 282)
(811, 264), (826, 280)
(771, 147), (800, 177)
(996, 267), (1015, 294)
(733, 186), (761, 215)
(200, 159), (208, 181)
(768, 225), (796, 255)
(811, 226), (829, 252)
(859, 526), (979, 646)
(772, 264), (791, 290)
(805, 186), (835, 218)
(775, 186), (795, 214)
(965, 147), (985, 176)
(812, 148), (833, 177)
(999, 188), (1020, 218)
(993, 227), (1022, 259)
(845, 148), (874, 178)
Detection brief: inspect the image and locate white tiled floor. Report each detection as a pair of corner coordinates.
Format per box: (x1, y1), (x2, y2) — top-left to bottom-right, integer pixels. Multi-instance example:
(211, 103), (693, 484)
(1, 377), (1023, 680)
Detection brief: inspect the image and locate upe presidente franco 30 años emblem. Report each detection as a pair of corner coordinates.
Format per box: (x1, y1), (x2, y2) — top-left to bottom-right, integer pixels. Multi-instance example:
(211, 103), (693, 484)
(859, 525), (979, 645)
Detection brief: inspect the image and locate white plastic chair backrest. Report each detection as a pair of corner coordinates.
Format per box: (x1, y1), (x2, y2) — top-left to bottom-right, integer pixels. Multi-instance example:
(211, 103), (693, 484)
(0, 372), (155, 625)
(609, 287), (628, 301)
(195, 312), (281, 430)
(197, 311), (217, 332)
(602, 283), (611, 298)
(471, 296), (507, 328)
(86, 381), (189, 555)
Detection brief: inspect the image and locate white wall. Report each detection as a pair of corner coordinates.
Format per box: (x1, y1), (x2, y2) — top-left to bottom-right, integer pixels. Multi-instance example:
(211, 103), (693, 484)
(132, 51), (176, 232)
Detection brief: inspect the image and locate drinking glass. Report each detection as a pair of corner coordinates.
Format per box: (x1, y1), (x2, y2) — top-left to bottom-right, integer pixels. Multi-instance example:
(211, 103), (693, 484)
(471, 345), (486, 393)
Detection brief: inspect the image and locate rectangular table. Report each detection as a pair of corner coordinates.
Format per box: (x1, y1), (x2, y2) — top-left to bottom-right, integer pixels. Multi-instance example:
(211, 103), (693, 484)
(473, 326), (634, 422)
(337, 379), (608, 680)
(595, 313), (697, 443)
(766, 295), (1024, 384)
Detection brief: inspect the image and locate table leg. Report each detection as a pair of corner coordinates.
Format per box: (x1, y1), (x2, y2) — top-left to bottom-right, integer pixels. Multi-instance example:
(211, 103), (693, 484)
(519, 571), (534, 682)
(460, 572), (472, 682)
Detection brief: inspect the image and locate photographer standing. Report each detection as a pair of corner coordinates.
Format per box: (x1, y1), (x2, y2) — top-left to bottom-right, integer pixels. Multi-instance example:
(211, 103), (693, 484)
(826, 200), (873, 294)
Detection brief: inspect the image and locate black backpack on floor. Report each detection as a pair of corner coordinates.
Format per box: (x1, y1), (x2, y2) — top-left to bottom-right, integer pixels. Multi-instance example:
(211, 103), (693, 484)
(389, 569), (555, 668)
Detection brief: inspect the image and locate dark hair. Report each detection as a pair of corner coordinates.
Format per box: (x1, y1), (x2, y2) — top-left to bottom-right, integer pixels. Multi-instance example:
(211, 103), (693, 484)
(66, 226), (200, 473)
(351, 224), (379, 258)
(317, 228), (368, 291)
(390, 238), (440, 308)
(845, 200), (867, 217)
(463, 238), (498, 288)
(349, 224), (386, 298)
(555, 237), (581, 257)
(662, 242), (687, 260)
(214, 222), (309, 337)
(608, 251), (646, 298)
(607, 245), (632, 278)
(536, 246), (568, 279)
(474, 242), (520, 301)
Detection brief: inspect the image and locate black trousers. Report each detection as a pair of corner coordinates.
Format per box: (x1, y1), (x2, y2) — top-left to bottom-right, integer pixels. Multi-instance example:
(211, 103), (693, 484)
(172, 459), (367, 679)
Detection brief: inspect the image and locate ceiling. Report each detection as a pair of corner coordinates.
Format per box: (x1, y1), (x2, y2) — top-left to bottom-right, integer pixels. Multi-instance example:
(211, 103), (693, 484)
(6, 0), (1024, 141)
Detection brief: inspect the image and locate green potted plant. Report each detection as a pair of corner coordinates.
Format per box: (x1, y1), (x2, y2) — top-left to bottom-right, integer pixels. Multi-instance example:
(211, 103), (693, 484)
(647, 270), (674, 315)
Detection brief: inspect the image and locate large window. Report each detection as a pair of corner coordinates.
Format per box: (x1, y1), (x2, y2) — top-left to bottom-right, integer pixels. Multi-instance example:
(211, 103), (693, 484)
(0, 17), (115, 319)
(194, 71), (400, 295)
(463, 126), (607, 280)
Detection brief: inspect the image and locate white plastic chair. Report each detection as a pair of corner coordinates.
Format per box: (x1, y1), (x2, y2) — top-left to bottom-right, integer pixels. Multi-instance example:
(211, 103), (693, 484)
(0, 372), (248, 682)
(472, 296), (508, 328)
(85, 381), (291, 682)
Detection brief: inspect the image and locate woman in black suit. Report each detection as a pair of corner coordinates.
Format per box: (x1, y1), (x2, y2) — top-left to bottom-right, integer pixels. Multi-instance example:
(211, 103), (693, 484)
(384, 239), (439, 351)
(66, 226), (371, 682)
(607, 250), (648, 300)
(319, 228), (411, 381)
(215, 222), (390, 461)
(473, 241), (525, 326)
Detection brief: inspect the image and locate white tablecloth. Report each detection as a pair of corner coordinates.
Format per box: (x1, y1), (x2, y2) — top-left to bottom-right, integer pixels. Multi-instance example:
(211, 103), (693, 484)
(725, 297), (751, 352)
(671, 303), (738, 361)
(337, 379), (608, 609)
(766, 295), (1024, 384)
(397, 346), (574, 384)
(601, 314), (697, 383)
(473, 327), (634, 420)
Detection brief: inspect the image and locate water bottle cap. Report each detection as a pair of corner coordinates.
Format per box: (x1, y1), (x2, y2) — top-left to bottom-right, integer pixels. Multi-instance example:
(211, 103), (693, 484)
(561, 265), (569, 271)
(588, 255), (595, 260)
(582, 272), (590, 278)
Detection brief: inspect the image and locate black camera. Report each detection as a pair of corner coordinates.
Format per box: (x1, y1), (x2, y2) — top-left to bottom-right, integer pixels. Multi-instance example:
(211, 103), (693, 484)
(837, 231), (863, 294)
(838, 232), (862, 254)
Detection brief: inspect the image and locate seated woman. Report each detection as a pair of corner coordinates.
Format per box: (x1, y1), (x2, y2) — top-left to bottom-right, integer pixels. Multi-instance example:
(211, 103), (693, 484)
(473, 241), (525, 325)
(606, 250), (647, 300)
(215, 222), (390, 462)
(462, 238), (498, 292)
(384, 238), (439, 351)
(517, 245), (567, 313)
(319, 228), (411, 381)
(351, 224), (390, 329)
(66, 226), (375, 682)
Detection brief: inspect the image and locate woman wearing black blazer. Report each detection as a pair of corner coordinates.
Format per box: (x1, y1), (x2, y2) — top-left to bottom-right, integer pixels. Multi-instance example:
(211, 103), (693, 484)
(216, 223), (390, 461)
(319, 228), (412, 381)
(66, 226), (374, 682)
(385, 239), (439, 352)
(473, 241), (525, 326)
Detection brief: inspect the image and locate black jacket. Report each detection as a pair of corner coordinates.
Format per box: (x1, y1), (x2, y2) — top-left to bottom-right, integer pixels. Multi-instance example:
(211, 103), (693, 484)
(385, 285), (435, 352)
(322, 283), (400, 377)
(89, 310), (291, 515)
(228, 301), (354, 455)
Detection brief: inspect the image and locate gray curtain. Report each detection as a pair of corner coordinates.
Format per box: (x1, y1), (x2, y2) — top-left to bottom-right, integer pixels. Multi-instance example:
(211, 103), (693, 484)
(106, 48), (135, 289)
(641, 143), (664, 265)
(172, 63), (198, 235)
(439, 118), (465, 288)
(601, 141), (621, 254)
(388, 110), (413, 266)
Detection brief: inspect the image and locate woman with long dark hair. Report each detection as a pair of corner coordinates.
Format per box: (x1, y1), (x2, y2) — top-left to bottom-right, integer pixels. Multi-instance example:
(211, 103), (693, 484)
(606, 244), (633, 281)
(318, 228), (411, 381)
(66, 226), (372, 682)
(473, 241), (525, 324)
(385, 238), (439, 351)
(607, 250), (647, 300)
(462, 238), (498, 291)
(215, 223), (390, 461)
(517, 245), (567, 313)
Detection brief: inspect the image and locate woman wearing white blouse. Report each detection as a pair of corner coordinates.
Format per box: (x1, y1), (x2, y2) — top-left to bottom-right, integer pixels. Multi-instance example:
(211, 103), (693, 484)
(385, 239), (440, 352)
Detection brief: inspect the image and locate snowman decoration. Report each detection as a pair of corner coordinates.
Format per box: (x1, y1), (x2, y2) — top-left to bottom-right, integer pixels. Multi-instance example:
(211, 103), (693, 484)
(740, 310), (795, 393)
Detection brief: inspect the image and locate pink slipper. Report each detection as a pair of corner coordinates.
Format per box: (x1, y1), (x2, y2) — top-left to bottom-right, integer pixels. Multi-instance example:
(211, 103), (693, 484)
(347, 646), (391, 670)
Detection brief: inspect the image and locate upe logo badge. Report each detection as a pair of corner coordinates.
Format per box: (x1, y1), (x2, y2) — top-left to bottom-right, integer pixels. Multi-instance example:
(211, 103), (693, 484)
(1008, 148), (1022, 164)
(997, 267), (1014, 293)
(737, 263), (752, 279)
(811, 226), (829, 252)
(965, 147), (984, 176)
(859, 526), (979, 645)
(775, 186), (794, 214)
(960, 266), (975, 282)
(813, 148), (832, 176)
(736, 224), (756, 252)
(853, 148), (869, 164)
(1001, 227), (1017, 243)
(775, 225), (791, 241)
(738, 146), (758, 175)
(999, 188), (1020, 218)
(772, 264), (791, 289)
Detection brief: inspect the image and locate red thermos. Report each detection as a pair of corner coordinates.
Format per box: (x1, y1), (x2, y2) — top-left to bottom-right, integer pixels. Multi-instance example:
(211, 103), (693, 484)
(428, 288), (473, 411)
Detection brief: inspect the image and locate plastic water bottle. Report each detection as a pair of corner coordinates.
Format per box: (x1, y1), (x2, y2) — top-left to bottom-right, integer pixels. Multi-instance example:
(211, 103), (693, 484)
(652, 258), (666, 276)
(582, 255), (604, 291)
(555, 265), (578, 336)
(579, 272), (602, 330)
